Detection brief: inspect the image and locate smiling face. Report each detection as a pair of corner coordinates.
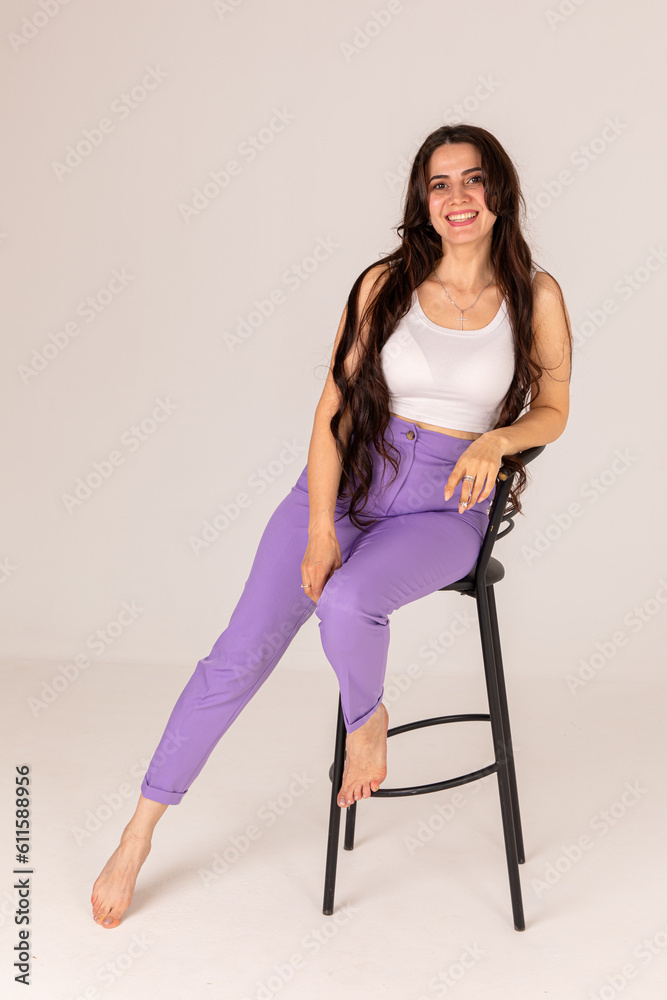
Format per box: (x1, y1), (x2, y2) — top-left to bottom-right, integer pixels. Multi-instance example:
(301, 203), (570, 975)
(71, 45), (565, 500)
(425, 141), (497, 248)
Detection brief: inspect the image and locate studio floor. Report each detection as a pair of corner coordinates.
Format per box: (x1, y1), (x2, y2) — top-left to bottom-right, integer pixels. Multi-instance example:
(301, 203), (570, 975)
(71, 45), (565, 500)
(2, 658), (665, 1000)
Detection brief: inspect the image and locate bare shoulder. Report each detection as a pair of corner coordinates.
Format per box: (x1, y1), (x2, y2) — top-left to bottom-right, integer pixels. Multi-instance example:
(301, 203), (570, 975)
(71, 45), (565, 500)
(529, 270), (572, 376)
(532, 269), (562, 301)
(323, 261), (392, 391)
(531, 270), (571, 338)
(532, 269), (566, 308)
(357, 260), (392, 313)
(351, 261), (393, 354)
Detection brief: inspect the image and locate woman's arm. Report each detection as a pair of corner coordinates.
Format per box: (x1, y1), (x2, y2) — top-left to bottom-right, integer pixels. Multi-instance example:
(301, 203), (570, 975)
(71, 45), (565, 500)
(301, 263), (390, 601)
(444, 272), (572, 510)
(306, 262), (390, 529)
(485, 271), (572, 454)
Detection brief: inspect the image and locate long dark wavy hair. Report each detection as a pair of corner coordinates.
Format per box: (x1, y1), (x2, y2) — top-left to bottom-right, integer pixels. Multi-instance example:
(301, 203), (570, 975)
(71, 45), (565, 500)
(328, 123), (572, 530)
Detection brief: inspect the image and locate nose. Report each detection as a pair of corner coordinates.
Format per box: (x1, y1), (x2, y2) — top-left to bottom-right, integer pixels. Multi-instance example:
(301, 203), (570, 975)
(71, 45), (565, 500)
(447, 181), (471, 205)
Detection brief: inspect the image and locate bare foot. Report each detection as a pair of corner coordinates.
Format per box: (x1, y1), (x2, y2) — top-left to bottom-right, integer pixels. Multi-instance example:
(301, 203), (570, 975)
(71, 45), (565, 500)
(91, 829), (152, 928)
(338, 702), (389, 807)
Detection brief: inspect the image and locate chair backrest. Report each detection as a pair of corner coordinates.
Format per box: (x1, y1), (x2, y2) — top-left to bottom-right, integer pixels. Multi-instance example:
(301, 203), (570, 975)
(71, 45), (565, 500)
(473, 445), (546, 587)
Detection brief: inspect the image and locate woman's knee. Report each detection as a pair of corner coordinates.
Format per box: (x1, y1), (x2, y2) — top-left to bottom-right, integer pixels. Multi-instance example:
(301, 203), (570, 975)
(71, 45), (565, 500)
(316, 573), (387, 628)
(315, 572), (354, 618)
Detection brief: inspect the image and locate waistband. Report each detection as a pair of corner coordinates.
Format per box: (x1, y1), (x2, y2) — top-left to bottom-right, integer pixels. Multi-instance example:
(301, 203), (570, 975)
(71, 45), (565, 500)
(384, 413), (475, 460)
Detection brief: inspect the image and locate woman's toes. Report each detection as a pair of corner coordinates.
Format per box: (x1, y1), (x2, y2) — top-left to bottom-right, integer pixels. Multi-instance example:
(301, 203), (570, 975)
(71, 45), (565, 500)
(94, 905), (121, 928)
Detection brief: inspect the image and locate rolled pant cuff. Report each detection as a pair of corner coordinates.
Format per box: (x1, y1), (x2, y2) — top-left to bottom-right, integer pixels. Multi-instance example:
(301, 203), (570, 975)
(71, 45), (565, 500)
(344, 691), (384, 734)
(141, 776), (186, 806)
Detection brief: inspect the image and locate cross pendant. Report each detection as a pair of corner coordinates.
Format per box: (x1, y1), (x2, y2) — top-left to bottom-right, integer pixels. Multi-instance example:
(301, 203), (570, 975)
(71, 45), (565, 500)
(459, 312), (467, 331)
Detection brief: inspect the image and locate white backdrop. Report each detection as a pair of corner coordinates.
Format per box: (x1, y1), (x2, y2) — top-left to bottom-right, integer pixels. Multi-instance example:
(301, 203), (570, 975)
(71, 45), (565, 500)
(2, 0), (665, 689)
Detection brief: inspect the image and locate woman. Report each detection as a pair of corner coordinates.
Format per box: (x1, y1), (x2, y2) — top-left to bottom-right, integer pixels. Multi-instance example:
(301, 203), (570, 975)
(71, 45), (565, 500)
(91, 123), (571, 928)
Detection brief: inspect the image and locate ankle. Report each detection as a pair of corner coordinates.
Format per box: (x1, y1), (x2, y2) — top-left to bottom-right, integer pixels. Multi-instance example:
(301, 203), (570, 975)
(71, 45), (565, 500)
(120, 824), (153, 847)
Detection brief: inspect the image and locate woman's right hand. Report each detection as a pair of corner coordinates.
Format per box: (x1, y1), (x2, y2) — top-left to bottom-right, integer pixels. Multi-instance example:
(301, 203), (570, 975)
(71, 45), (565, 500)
(301, 526), (342, 604)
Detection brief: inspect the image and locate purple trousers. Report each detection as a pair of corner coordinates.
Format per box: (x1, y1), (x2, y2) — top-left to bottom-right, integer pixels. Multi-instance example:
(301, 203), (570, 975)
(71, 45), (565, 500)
(141, 414), (495, 805)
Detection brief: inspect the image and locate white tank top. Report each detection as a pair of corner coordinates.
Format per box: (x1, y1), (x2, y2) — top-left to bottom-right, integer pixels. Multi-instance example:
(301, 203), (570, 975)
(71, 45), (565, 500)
(380, 286), (517, 434)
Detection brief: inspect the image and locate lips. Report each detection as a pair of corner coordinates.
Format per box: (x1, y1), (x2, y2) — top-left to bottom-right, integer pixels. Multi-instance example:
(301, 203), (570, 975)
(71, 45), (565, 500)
(446, 211), (478, 227)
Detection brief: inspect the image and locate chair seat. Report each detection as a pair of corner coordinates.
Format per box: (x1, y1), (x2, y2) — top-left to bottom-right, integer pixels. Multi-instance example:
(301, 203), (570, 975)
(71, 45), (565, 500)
(439, 555), (505, 592)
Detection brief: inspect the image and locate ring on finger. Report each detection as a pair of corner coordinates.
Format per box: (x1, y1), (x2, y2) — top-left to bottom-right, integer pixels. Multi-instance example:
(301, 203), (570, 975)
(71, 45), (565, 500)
(461, 475), (476, 508)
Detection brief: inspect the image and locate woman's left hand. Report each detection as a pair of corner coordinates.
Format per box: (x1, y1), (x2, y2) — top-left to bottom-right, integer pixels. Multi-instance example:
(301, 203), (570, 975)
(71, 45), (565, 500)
(444, 433), (506, 513)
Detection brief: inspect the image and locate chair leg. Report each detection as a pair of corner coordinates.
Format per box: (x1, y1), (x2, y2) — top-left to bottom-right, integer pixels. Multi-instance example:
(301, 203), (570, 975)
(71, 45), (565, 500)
(323, 695), (347, 915)
(487, 585), (525, 864)
(476, 584), (525, 931)
(344, 801), (357, 850)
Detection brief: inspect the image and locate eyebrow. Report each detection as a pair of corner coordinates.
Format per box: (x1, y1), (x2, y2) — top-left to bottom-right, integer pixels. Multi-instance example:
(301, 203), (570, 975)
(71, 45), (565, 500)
(428, 167), (482, 182)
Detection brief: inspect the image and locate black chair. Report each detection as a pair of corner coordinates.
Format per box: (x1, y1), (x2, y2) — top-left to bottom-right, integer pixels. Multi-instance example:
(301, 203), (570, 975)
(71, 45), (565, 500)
(322, 444), (545, 932)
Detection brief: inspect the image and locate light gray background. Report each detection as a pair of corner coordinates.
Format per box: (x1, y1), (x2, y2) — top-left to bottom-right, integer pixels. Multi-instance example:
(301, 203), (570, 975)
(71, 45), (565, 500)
(2, 0), (664, 673)
(1, 2), (666, 999)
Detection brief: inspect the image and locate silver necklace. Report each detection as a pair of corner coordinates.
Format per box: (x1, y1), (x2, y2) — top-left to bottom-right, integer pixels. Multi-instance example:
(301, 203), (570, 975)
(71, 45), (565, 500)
(431, 267), (494, 331)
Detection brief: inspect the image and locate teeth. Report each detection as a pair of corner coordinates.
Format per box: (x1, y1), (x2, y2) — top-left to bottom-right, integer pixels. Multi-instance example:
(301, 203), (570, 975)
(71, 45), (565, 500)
(447, 212), (477, 221)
